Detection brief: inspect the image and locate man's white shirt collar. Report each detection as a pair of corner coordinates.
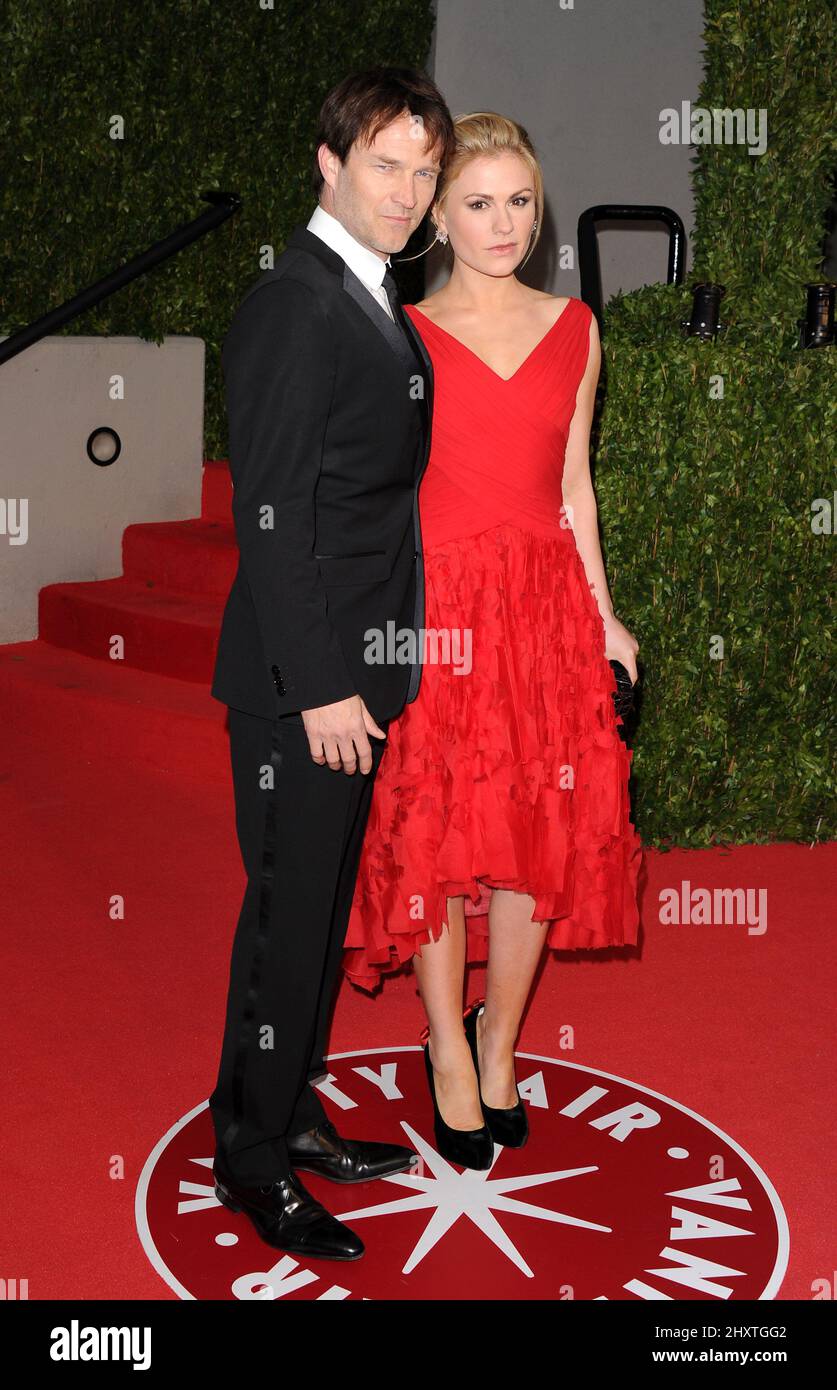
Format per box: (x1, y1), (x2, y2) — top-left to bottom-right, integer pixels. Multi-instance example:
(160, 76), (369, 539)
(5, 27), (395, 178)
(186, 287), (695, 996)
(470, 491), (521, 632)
(306, 204), (391, 291)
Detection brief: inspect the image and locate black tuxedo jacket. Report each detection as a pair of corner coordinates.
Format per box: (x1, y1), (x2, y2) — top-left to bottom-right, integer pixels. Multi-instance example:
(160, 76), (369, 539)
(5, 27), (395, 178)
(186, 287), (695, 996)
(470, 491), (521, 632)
(211, 224), (434, 723)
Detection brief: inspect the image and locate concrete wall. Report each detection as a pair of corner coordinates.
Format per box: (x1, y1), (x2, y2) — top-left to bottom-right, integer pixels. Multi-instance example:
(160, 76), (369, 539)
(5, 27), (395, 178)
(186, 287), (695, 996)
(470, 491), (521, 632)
(0, 335), (205, 641)
(426, 0), (705, 298)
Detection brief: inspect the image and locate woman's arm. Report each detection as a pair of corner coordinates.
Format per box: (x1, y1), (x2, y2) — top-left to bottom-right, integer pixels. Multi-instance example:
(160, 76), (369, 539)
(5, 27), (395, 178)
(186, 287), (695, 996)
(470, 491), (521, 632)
(561, 310), (640, 680)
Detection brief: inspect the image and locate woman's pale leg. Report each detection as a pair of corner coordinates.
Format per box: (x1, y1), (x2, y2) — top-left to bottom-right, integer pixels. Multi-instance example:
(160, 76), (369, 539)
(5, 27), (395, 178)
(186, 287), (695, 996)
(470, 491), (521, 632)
(478, 889), (549, 1107)
(412, 896), (484, 1129)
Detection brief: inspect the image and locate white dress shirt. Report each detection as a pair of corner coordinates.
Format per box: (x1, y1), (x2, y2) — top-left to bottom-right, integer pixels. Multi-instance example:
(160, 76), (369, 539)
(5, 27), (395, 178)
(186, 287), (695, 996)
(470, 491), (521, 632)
(306, 204), (394, 321)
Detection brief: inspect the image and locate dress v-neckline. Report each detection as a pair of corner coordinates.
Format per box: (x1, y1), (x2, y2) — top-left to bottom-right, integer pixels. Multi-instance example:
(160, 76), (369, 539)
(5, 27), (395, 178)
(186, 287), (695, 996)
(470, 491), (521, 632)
(406, 298), (576, 383)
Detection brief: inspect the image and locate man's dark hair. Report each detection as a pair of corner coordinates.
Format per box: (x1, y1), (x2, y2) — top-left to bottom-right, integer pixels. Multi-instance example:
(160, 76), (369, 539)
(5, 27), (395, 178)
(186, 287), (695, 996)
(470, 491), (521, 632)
(312, 66), (456, 195)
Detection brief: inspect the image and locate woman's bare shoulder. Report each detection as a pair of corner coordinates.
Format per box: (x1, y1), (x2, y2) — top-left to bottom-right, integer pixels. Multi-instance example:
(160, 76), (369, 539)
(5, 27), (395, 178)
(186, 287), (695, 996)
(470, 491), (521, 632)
(408, 294), (445, 323)
(527, 289), (575, 325)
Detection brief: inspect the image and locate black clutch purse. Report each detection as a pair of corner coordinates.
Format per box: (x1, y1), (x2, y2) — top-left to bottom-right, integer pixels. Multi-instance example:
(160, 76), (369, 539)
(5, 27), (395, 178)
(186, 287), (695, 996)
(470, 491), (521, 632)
(609, 659), (637, 720)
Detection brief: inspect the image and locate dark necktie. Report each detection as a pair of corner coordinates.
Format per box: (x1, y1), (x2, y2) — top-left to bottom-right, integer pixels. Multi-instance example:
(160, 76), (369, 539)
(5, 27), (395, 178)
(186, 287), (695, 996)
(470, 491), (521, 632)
(383, 269), (427, 440)
(382, 268), (410, 336)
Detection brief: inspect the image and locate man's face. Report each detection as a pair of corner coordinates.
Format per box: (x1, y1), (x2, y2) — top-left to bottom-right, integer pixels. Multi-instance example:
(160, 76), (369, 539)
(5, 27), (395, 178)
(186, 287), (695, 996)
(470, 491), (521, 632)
(318, 111), (443, 259)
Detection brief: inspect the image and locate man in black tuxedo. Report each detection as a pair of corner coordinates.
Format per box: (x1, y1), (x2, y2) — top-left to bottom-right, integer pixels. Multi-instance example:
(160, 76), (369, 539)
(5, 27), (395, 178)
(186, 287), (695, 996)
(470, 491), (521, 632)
(209, 69), (455, 1260)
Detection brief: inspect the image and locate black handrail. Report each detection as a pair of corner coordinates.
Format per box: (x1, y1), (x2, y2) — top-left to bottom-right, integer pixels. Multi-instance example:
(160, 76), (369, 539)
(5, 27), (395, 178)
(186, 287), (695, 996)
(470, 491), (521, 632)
(578, 204), (686, 331)
(0, 190), (241, 367)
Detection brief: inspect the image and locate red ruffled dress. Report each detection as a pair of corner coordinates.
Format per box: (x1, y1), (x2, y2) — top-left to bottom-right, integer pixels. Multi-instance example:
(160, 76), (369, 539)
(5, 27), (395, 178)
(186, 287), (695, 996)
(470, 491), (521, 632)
(342, 297), (642, 991)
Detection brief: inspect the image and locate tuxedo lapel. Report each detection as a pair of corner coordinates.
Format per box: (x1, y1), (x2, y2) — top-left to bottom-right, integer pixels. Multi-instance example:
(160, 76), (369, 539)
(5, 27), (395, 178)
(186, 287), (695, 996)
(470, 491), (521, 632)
(341, 264), (417, 374)
(341, 266), (433, 486)
(398, 305), (434, 484)
(284, 223), (433, 486)
(399, 303), (433, 378)
(286, 225), (416, 369)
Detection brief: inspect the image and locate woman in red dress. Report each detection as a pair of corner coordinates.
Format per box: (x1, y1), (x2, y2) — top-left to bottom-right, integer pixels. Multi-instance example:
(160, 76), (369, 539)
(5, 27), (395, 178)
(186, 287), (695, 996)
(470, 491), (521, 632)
(343, 113), (643, 1168)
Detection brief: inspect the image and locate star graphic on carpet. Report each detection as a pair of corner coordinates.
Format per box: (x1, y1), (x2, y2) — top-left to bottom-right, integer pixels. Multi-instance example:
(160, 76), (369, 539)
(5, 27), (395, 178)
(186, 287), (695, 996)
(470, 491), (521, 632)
(333, 1122), (611, 1276)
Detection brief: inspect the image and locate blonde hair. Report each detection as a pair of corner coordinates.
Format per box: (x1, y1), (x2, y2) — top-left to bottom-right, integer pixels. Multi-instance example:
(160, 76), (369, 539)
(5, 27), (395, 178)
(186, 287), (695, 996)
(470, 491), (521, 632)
(433, 111), (544, 268)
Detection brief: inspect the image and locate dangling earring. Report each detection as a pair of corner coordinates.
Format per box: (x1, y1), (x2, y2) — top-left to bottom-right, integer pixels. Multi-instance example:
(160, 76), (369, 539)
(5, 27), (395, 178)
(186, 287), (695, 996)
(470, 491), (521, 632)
(519, 219), (540, 272)
(393, 221), (449, 264)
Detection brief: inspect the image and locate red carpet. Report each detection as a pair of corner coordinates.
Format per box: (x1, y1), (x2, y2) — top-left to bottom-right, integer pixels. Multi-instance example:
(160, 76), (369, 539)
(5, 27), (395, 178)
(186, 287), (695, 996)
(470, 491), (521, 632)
(1, 461), (832, 1299)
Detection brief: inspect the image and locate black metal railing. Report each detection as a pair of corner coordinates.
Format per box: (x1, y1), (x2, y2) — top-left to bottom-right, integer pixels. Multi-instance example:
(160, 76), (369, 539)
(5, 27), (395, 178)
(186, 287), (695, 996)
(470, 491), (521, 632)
(0, 190), (241, 367)
(578, 204), (686, 330)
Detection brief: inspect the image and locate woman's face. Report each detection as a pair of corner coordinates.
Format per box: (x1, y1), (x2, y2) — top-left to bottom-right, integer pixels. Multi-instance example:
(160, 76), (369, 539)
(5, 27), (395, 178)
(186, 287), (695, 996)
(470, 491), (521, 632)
(435, 151), (537, 278)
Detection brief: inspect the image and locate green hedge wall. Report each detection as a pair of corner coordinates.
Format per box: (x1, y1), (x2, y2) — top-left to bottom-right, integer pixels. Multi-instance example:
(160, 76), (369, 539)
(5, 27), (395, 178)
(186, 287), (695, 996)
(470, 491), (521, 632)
(595, 282), (834, 845)
(0, 0), (436, 454)
(690, 0), (837, 319)
(597, 0), (836, 846)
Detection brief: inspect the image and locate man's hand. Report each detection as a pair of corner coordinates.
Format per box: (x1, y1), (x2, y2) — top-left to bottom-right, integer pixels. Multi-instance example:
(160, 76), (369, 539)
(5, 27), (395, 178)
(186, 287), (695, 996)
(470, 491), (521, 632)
(300, 695), (387, 774)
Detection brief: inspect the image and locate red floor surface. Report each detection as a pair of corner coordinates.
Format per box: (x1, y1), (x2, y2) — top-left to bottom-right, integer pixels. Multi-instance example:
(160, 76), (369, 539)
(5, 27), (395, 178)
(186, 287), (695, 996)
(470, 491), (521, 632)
(1, 464), (832, 1300)
(2, 662), (833, 1300)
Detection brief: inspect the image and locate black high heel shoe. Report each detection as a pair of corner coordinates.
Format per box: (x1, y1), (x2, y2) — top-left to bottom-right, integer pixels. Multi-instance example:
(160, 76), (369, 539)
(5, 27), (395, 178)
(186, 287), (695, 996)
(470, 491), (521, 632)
(419, 1023), (495, 1170)
(462, 999), (529, 1148)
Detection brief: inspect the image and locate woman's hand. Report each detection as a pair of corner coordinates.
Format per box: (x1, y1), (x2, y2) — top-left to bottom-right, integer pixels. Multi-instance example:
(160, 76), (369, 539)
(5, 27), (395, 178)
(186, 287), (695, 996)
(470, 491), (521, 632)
(602, 614), (640, 684)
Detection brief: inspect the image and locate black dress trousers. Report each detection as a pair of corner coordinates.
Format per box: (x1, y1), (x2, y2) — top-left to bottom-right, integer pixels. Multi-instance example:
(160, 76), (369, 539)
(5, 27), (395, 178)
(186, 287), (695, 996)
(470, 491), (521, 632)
(208, 707), (390, 1184)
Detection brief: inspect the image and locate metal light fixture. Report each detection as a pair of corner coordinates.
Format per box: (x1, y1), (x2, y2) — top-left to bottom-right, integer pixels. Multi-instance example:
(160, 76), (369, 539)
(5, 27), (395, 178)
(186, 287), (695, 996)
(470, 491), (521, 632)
(86, 426), (122, 466)
(682, 281), (726, 339)
(798, 282), (835, 348)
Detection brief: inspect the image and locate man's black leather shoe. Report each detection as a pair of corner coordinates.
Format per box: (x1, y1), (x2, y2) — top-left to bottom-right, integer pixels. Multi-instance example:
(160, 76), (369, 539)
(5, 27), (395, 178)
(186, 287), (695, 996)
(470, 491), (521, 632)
(213, 1157), (364, 1260)
(286, 1118), (416, 1183)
